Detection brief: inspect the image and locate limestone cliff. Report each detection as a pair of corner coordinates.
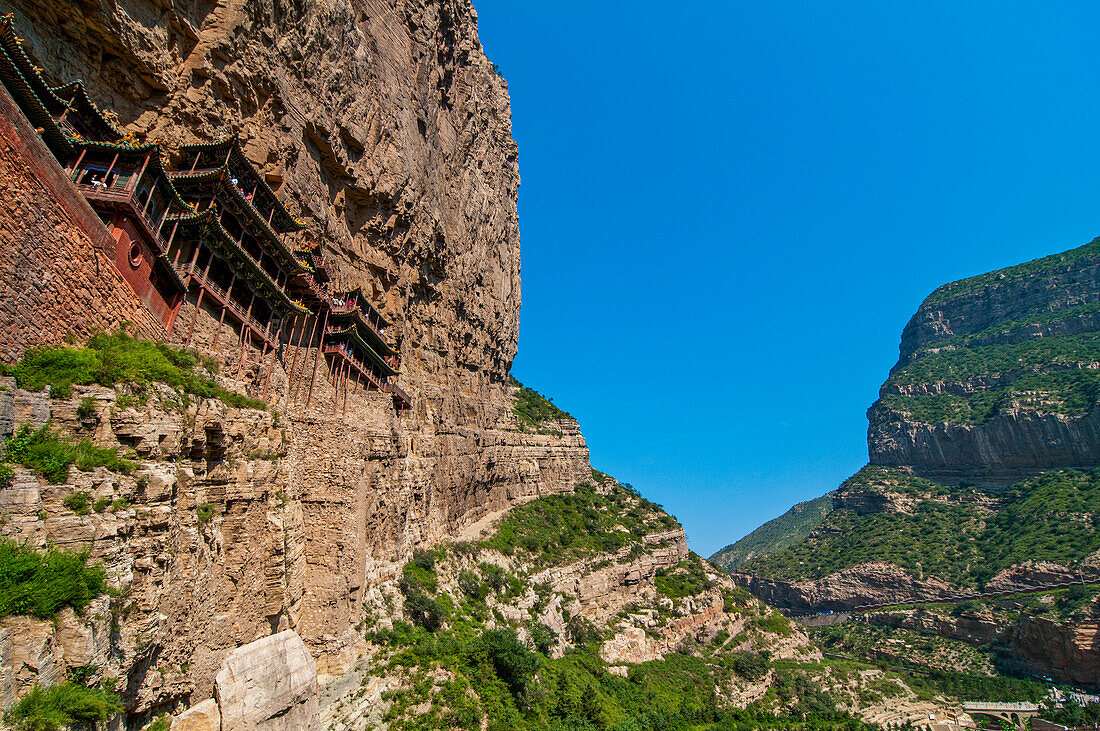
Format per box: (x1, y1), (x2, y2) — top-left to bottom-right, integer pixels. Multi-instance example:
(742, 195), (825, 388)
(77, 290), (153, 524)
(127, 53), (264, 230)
(869, 239), (1100, 486)
(0, 0), (597, 724)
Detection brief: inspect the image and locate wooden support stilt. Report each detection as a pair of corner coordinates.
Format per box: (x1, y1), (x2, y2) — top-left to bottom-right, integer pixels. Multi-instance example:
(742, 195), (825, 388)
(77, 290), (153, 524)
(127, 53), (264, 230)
(212, 303), (228, 350)
(293, 314), (320, 404)
(305, 310), (328, 408)
(342, 361), (350, 415)
(184, 289), (205, 349)
(130, 154), (151, 194)
(287, 315), (305, 395)
(261, 324), (282, 401)
(237, 327), (250, 378)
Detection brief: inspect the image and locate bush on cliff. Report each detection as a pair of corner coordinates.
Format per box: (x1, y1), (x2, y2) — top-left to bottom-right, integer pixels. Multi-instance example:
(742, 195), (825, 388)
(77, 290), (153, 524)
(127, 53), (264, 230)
(482, 482), (670, 565)
(0, 540), (107, 619)
(3, 680), (122, 731)
(4, 424), (135, 483)
(8, 330), (265, 410)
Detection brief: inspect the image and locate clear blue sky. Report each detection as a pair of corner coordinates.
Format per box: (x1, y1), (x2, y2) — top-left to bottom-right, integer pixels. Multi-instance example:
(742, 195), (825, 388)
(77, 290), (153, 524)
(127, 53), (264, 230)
(473, 1), (1100, 557)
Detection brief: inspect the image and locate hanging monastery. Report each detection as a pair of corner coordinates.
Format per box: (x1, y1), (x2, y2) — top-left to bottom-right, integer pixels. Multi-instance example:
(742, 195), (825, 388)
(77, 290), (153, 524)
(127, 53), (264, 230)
(0, 14), (410, 412)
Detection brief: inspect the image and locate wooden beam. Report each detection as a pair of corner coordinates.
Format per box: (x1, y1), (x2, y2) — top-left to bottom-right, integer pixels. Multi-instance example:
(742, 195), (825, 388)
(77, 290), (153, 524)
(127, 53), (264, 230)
(305, 309), (329, 409)
(184, 289), (205, 349)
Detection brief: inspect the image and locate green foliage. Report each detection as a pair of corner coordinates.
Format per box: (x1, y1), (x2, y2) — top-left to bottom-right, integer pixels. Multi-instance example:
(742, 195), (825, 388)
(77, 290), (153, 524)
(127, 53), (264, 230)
(0, 541), (107, 619)
(729, 651), (770, 680)
(654, 555), (714, 599)
(399, 561), (445, 631)
(145, 714), (172, 731)
(196, 503), (216, 526)
(10, 330), (265, 410)
(925, 238), (1100, 306)
(482, 483), (669, 566)
(4, 424), (135, 483)
(1043, 699), (1100, 726)
(3, 681), (122, 731)
(62, 491), (91, 516)
(744, 466), (1100, 588)
(467, 628), (540, 697)
(76, 396), (97, 421)
(906, 670), (1047, 703)
(510, 375), (570, 427)
(710, 493), (834, 571)
(754, 612), (794, 636)
(0, 463), (12, 488)
(93, 497), (111, 513)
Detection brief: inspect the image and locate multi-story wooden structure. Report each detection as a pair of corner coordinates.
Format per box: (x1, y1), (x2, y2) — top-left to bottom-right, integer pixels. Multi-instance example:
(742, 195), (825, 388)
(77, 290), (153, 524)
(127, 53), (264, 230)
(166, 137), (312, 354)
(0, 14), (411, 411)
(0, 14), (189, 329)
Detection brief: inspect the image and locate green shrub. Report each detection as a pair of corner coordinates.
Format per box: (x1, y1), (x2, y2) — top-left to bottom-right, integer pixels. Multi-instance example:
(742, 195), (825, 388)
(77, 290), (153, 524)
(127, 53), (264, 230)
(482, 483), (669, 566)
(76, 396), (97, 421)
(62, 491), (91, 516)
(0, 540), (107, 619)
(466, 628), (539, 697)
(3, 681), (122, 730)
(93, 497), (111, 513)
(729, 651), (770, 680)
(510, 376), (570, 427)
(4, 425), (135, 484)
(10, 330), (265, 411)
(196, 503), (215, 526)
(753, 612), (793, 637)
(0, 463), (13, 489)
(654, 556), (713, 599)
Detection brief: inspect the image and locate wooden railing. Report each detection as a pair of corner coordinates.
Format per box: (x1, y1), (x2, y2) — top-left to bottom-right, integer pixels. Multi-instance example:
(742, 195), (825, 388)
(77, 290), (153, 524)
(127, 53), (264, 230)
(323, 343), (386, 391)
(77, 179), (169, 252)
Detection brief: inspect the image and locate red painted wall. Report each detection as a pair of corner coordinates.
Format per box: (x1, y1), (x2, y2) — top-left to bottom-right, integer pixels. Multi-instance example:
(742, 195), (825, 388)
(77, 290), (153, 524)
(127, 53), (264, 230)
(108, 217), (182, 331)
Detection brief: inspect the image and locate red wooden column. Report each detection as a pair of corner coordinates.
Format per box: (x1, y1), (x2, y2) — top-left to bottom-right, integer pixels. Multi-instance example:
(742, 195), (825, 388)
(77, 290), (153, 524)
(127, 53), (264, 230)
(305, 310), (328, 408)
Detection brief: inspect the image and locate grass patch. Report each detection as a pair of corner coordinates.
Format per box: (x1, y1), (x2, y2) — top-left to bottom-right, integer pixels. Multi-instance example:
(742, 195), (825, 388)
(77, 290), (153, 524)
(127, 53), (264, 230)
(0, 540), (107, 619)
(481, 482), (669, 566)
(5, 425), (135, 483)
(8, 329), (264, 410)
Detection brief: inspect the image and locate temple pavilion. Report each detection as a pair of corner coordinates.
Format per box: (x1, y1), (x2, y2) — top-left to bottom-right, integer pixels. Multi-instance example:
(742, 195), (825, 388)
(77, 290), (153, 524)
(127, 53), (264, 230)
(0, 14), (411, 412)
(0, 14), (189, 329)
(166, 136), (312, 354)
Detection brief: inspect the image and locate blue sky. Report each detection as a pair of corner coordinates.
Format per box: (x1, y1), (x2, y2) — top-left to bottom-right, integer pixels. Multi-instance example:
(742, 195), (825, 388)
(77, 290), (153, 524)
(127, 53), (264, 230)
(473, 1), (1100, 557)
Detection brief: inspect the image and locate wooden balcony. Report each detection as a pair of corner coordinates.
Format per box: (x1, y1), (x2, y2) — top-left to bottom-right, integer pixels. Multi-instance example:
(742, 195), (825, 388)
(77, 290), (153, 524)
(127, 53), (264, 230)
(323, 342), (386, 391)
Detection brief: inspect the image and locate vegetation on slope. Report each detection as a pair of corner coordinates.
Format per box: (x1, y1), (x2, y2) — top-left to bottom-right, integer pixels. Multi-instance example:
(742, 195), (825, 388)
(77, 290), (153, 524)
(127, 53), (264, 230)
(4, 329), (266, 409)
(742, 467), (1100, 588)
(710, 494), (834, 571)
(510, 375), (570, 429)
(4, 423), (135, 483)
(481, 482), (678, 565)
(0, 540), (107, 619)
(3, 679), (122, 731)
(924, 237), (1100, 306)
(346, 481), (878, 731)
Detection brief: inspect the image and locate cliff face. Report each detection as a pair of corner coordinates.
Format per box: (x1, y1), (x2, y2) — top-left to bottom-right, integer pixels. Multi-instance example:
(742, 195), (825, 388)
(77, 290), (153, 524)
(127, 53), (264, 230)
(868, 240), (1100, 486)
(0, 0), (600, 722)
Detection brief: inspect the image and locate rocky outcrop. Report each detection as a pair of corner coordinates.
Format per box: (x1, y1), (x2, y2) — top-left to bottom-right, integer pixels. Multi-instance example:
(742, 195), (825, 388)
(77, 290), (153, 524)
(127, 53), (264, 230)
(869, 404), (1100, 487)
(868, 609), (1100, 688)
(896, 242), (1100, 364)
(866, 239), (1100, 487)
(0, 0), (598, 723)
(214, 631), (318, 731)
(738, 563), (957, 613)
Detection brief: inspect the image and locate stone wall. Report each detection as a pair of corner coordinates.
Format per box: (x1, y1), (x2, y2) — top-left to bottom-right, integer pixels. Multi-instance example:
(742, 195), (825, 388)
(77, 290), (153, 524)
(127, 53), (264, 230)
(0, 82), (165, 362)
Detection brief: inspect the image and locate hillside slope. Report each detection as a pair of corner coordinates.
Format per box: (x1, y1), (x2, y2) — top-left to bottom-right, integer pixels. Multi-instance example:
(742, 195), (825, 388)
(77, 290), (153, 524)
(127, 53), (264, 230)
(723, 239), (1100, 688)
(710, 494), (833, 572)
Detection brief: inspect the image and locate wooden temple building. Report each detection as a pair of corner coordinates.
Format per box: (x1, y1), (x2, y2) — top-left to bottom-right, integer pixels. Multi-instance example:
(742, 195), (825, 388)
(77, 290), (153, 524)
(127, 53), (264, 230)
(0, 13), (410, 411)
